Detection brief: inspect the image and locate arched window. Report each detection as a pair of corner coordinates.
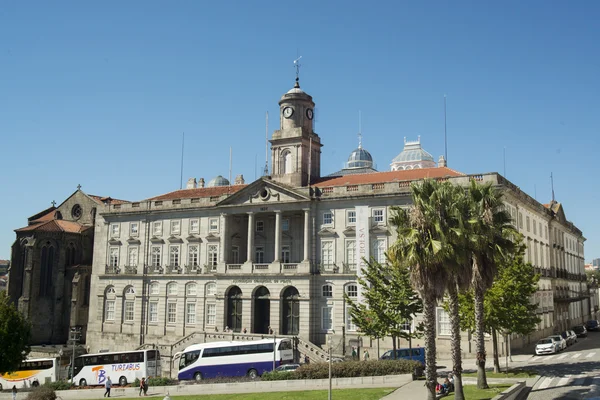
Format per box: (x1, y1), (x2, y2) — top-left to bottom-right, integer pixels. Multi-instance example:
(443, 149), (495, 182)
(282, 286), (300, 335)
(39, 242), (55, 297)
(150, 281), (160, 295)
(345, 283), (358, 331)
(205, 282), (217, 296)
(322, 284), (333, 297)
(123, 286), (136, 322)
(104, 286), (116, 321)
(345, 284), (358, 298)
(66, 243), (77, 266)
(186, 283), (197, 296)
(167, 282), (178, 296)
(281, 150), (292, 174)
(83, 275), (91, 306)
(226, 286), (243, 332)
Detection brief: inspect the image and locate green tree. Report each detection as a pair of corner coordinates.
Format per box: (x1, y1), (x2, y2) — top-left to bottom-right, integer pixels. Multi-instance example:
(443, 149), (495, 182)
(345, 255), (423, 359)
(389, 179), (452, 400)
(0, 291), (31, 373)
(468, 180), (517, 388)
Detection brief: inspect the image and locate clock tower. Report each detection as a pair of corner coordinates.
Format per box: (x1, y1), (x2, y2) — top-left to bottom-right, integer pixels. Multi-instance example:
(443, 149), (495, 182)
(270, 77), (322, 187)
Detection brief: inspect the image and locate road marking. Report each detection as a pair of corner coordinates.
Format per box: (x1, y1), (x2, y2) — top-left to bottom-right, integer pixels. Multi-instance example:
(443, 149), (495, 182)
(587, 352), (597, 358)
(556, 375), (571, 387)
(572, 353), (582, 359)
(538, 377), (554, 390)
(557, 354), (568, 360)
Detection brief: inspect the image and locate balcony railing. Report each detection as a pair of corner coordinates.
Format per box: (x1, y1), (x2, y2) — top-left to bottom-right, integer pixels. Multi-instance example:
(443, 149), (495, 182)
(105, 265), (120, 274)
(184, 264), (202, 274)
(166, 265), (183, 274)
(282, 263), (298, 271)
(227, 264), (242, 271)
(148, 265), (164, 275)
(124, 265), (137, 274)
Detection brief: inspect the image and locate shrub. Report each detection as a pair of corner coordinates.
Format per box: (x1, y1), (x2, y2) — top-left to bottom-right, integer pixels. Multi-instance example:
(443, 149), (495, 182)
(260, 371), (296, 381)
(294, 359), (423, 380)
(26, 386), (57, 400)
(148, 376), (176, 386)
(44, 380), (73, 391)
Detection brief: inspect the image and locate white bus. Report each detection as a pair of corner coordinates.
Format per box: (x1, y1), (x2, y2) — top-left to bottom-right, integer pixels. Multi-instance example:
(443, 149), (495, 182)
(0, 358), (58, 390)
(178, 338), (294, 381)
(72, 349), (160, 387)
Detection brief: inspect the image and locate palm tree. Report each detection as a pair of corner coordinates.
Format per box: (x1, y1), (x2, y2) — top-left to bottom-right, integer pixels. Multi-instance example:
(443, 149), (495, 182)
(468, 180), (516, 389)
(389, 179), (451, 400)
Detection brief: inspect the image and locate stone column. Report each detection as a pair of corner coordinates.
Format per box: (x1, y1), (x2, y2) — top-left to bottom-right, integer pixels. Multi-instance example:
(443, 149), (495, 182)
(303, 209), (310, 262)
(247, 212), (254, 263)
(220, 213), (228, 264)
(274, 211), (282, 262)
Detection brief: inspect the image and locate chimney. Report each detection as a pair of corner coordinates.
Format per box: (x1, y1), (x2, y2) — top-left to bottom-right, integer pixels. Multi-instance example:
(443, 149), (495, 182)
(235, 174), (245, 185)
(438, 155), (447, 168)
(186, 178), (197, 189)
(198, 178), (205, 188)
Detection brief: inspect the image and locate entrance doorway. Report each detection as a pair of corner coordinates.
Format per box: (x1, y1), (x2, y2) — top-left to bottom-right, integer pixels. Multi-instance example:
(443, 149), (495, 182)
(253, 286), (270, 334)
(282, 286), (299, 335)
(226, 286), (243, 332)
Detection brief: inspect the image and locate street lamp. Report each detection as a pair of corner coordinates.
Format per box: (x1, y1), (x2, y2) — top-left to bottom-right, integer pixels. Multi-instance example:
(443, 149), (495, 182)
(328, 330), (335, 400)
(69, 326), (82, 385)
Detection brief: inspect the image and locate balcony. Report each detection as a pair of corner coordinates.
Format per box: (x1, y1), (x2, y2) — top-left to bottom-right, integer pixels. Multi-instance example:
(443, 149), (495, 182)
(105, 265), (120, 275)
(165, 265), (183, 274)
(124, 265), (137, 274)
(184, 264), (202, 274)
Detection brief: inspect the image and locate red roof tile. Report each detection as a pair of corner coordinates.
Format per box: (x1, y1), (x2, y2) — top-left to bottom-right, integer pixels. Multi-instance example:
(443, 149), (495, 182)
(31, 210), (57, 223)
(88, 195), (129, 205)
(149, 185), (247, 201)
(28, 206), (56, 223)
(15, 220), (91, 234)
(314, 167), (464, 187)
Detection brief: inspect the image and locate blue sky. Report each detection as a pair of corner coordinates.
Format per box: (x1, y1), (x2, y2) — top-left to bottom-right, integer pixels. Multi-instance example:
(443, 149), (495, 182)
(0, 1), (598, 261)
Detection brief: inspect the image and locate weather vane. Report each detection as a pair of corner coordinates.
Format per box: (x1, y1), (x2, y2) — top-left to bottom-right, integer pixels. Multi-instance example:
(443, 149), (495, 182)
(293, 56), (302, 84)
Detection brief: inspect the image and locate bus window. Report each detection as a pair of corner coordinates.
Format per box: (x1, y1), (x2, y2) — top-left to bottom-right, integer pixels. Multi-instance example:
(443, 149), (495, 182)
(278, 340), (292, 351)
(147, 350), (157, 361)
(179, 350), (200, 369)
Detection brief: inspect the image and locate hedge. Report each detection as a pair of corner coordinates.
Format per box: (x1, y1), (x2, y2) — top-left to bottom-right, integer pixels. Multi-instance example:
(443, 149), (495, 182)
(26, 386), (57, 400)
(260, 371), (297, 381)
(43, 380), (73, 391)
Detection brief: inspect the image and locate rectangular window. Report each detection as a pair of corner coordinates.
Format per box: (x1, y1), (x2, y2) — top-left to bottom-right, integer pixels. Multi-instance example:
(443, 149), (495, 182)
(345, 240), (356, 268)
(400, 320), (412, 332)
(124, 300), (134, 322)
(322, 285), (332, 297)
(109, 247), (119, 267)
(347, 210), (356, 225)
(105, 300), (115, 321)
(153, 221), (162, 236)
(372, 239), (386, 264)
(437, 308), (451, 336)
(255, 246), (265, 263)
(188, 245), (199, 267)
(206, 303), (216, 325)
(346, 306), (357, 331)
(171, 220), (181, 235)
(373, 209), (385, 224)
(110, 223), (120, 237)
(256, 220), (264, 232)
(128, 247), (138, 266)
(169, 245), (180, 266)
(190, 219), (199, 234)
(518, 213), (523, 229)
(323, 212), (333, 226)
(151, 246), (162, 267)
(282, 219), (290, 232)
(231, 246), (240, 263)
(281, 245), (291, 263)
(130, 222), (139, 236)
(322, 306), (333, 330)
(149, 302), (158, 323)
(208, 245), (218, 269)
(534, 243), (539, 266)
(186, 303), (196, 325)
(526, 216), (530, 232)
(209, 218), (219, 232)
(167, 302), (177, 324)
(321, 241), (334, 266)
(533, 220), (537, 235)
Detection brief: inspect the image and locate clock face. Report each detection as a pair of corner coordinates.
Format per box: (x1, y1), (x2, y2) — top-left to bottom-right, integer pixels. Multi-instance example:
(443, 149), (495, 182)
(306, 108), (314, 120)
(283, 107), (294, 118)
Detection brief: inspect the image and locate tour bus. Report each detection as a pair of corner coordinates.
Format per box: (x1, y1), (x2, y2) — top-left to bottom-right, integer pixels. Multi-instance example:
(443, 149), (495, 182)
(178, 338), (294, 381)
(72, 349), (160, 387)
(0, 358), (59, 390)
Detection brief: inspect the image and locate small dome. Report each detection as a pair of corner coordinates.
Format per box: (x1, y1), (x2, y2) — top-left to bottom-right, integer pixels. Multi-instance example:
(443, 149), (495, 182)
(286, 87), (306, 95)
(207, 175), (230, 187)
(392, 139), (434, 163)
(346, 147), (374, 169)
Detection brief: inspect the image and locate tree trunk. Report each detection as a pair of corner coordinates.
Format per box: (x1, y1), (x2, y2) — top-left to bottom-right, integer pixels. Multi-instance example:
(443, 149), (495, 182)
(447, 284), (465, 400)
(423, 297), (438, 400)
(492, 327), (500, 373)
(474, 286), (489, 389)
(392, 335), (397, 359)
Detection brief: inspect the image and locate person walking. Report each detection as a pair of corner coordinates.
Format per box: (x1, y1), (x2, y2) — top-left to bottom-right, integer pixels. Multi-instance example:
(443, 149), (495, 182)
(11, 385), (17, 400)
(139, 377), (145, 396)
(363, 349), (370, 361)
(104, 376), (112, 397)
(352, 347), (357, 361)
(143, 377), (149, 396)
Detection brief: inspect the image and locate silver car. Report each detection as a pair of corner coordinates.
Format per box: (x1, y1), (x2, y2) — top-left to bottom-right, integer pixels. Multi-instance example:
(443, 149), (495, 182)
(549, 335), (567, 351)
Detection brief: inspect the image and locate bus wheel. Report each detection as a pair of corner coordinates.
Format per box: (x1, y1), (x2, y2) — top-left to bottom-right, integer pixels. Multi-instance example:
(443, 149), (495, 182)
(0, 383), (3, 391)
(119, 376), (127, 386)
(247, 369), (259, 379)
(79, 379), (87, 387)
(194, 372), (203, 382)
(32, 381), (39, 388)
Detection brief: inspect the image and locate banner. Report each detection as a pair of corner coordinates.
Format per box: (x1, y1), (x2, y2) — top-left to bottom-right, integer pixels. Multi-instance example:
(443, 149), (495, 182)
(355, 206), (370, 304)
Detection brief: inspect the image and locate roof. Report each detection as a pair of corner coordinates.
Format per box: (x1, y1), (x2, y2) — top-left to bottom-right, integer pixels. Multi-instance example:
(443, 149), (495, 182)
(315, 167), (464, 187)
(0, 260), (9, 265)
(87, 195), (129, 205)
(326, 167), (379, 178)
(15, 220), (91, 234)
(28, 206), (56, 223)
(149, 185), (247, 201)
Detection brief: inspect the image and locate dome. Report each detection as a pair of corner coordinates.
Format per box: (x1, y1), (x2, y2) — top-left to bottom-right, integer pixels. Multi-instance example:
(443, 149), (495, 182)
(391, 140), (434, 163)
(345, 147), (374, 169)
(207, 175), (230, 187)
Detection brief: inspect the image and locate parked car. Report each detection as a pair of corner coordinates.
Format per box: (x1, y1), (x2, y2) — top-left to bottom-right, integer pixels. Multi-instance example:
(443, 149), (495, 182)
(380, 347), (426, 365)
(275, 363), (300, 372)
(568, 330), (578, 344)
(548, 335), (567, 351)
(573, 325), (588, 338)
(586, 320), (599, 331)
(560, 330), (576, 346)
(535, 338), (559, 355)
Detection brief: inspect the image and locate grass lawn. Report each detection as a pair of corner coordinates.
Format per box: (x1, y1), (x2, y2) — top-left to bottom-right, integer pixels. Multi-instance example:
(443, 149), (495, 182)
(461, 369), (537, 379)
(445, 384), (513, 400)
(119, 388), (396, 400)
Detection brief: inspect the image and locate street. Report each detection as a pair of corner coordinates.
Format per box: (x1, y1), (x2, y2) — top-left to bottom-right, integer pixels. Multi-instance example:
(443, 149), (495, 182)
(510, 332), (600, 399)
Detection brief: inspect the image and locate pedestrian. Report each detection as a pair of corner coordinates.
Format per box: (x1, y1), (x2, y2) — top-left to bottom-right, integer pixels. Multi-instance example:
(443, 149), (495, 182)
(143, 377), (149, 396)
(243, 327), (247, 334)
(104, 376), (112, 397)
(363, 349), (370, 361)
(11, 385), (17, 400)
(352, 347), (357, 361)
(139, 377), (145, 396)
(304, 355), (309, 364)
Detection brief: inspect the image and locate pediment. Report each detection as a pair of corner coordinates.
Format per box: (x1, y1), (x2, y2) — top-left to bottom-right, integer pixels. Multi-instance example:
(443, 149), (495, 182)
(108, 239), (122, 245)
(127, 237), (141, 245)
(318, 227), (338, 237)
(167, 236), (183, 244)
(205, 233), (220, 241)
(186, 235), (202, 243)
(370, 226), (390, 236)
(150, 236), (165, 244)
(217, 178), (310, 206)
(343, 226), (356, 236)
